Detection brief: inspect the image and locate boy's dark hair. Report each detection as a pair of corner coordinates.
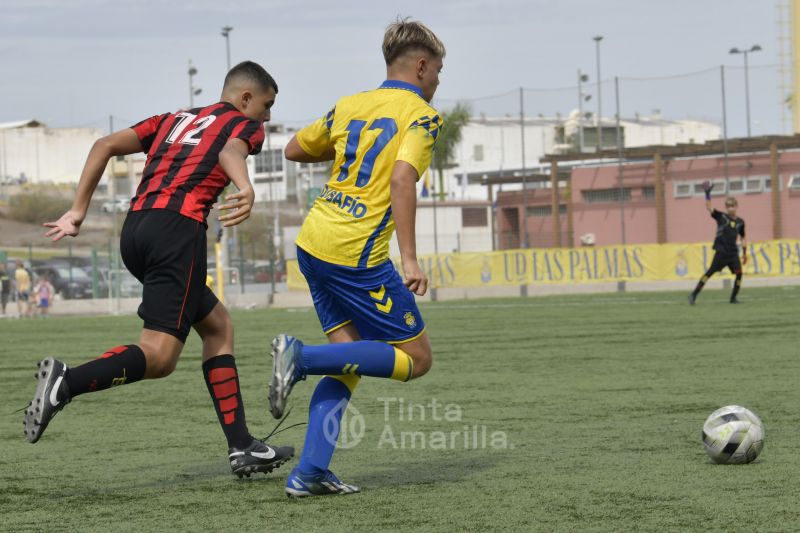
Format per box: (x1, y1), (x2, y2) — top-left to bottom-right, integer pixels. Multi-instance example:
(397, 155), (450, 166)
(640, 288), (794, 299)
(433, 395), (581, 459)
(224, 61), (278, 94)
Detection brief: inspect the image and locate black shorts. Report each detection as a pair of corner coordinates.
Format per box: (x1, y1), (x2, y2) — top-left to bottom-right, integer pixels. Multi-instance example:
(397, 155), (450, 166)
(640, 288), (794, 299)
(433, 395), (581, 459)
(120, 209), (219, 343)
(709, 252), (742, 275)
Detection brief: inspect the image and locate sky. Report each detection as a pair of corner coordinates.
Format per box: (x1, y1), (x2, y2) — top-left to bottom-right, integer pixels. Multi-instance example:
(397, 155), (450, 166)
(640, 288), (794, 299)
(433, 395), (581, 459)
(0, 0), (786, 137)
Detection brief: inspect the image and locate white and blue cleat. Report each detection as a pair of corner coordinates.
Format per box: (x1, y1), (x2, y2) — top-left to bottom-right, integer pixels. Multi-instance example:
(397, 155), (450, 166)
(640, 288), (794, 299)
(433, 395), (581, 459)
(268, 334), (305, 419)
(285, 467), (360, 498)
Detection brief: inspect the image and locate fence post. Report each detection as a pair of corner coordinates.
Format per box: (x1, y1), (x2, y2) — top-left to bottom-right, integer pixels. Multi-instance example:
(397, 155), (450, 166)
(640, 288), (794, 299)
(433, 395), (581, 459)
(239, 234), (245, 295)
(91, 248), (99, 299)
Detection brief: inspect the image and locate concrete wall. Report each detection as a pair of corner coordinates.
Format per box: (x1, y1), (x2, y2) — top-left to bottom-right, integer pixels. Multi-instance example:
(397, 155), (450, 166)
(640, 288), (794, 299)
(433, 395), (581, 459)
(0, 126), (104, 184)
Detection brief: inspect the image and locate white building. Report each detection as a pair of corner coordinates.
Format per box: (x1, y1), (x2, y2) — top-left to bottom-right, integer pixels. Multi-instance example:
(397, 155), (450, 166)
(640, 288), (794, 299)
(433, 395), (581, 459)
(247, 125), (330, 206)
(0, 120), (105, 184)
(441, 112), (722, 200)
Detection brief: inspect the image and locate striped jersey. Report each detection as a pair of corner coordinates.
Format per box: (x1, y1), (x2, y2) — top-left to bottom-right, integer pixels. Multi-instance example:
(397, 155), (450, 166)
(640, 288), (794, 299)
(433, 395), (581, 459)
(130, 102), (265, 223)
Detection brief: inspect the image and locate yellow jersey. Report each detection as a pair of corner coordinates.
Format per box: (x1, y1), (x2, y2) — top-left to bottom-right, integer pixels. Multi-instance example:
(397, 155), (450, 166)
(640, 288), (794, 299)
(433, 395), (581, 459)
(15, 267), (30, 292)
(295, 80), (442, 268)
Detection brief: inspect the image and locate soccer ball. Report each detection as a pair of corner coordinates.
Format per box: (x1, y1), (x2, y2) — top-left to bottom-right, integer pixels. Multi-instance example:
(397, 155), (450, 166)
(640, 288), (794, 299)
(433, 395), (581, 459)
(702, 405), (764, 464)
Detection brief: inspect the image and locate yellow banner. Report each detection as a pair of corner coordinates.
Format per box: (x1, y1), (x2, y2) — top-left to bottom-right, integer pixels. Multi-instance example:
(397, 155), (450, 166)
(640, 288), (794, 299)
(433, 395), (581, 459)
(287, 240), (800, 290)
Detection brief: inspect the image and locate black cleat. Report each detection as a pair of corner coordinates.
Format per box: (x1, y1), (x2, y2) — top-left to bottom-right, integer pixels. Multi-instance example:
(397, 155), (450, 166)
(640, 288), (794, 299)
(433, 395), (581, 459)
(24, 357), (70, 443)
(688, 293), (696, 306)
(730, 298), (741, 304)
(228, 438), (294, 478)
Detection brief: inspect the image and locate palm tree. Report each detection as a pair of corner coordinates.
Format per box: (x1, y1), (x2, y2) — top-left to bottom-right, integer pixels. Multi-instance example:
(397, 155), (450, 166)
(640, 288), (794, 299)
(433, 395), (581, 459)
(432, 102), (471, 201)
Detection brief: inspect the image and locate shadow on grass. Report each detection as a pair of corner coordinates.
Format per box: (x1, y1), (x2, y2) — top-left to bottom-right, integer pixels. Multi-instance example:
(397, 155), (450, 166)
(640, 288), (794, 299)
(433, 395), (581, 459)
(352, 452), (504, 489)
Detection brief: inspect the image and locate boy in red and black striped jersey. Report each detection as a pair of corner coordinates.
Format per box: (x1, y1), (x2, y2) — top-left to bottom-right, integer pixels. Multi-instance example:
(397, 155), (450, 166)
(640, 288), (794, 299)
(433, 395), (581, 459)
(24, 61), (293, 477)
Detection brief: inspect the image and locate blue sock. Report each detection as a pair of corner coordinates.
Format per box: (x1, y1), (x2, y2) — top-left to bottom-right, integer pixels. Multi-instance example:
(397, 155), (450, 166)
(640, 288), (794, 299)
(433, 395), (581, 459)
(300, 341), (413, 381)
(297, 376), (358, 476)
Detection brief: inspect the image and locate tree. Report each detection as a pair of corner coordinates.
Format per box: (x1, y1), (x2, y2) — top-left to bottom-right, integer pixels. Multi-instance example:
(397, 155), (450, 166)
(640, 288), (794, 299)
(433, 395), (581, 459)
(432, 102), (471, 201)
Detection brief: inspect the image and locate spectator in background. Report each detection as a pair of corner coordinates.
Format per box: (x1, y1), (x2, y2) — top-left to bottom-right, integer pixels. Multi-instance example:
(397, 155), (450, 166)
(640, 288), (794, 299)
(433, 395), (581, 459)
(34, 273), (55, 318)
(15, 261), (32, 318)
(0, 263), (10, 316)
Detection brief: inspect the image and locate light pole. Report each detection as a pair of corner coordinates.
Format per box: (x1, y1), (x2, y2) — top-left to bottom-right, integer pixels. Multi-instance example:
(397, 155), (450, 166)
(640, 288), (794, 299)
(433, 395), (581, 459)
(729, 44), (761, 137)
(577, 70), (591, 152)
(221, 26), (233, 71)
(593, 35), (603, 152)
(519, 87), (529, 249)
(188, 60), (201, 107)
(220, 26), (235, 275)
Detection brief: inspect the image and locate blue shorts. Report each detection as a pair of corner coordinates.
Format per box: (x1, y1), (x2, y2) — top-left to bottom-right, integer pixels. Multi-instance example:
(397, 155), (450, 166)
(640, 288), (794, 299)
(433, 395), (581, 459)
(297, 246), (425, 343)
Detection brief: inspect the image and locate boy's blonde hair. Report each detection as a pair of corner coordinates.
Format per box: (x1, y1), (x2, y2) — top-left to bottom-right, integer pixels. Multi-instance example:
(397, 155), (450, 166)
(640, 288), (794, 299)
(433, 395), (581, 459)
(382, 17), (445, 66)
(725, 197), (738, 207)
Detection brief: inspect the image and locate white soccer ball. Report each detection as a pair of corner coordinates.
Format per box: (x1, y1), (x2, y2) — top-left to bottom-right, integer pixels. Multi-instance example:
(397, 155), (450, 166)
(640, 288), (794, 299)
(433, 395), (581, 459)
(702, 405), (764, 464)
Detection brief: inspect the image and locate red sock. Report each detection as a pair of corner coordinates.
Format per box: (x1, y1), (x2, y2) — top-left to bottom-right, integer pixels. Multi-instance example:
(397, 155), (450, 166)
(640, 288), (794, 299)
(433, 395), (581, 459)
(64, 345), (147, 397)
(202, 355), (251, 449)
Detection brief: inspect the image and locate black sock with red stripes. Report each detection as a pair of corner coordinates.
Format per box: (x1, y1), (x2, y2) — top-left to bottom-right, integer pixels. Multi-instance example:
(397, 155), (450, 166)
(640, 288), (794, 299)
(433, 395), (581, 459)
(202, 355), (251, 449)
(65, 345), (147, 398)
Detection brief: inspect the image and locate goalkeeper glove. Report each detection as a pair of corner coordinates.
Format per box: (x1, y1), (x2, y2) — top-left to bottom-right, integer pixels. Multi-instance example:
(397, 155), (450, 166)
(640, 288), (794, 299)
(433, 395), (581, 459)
(702, 180), (713, 200)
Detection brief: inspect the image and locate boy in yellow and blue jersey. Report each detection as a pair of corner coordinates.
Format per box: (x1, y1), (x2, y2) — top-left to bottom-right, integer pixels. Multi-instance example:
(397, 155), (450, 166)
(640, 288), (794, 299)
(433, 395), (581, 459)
(269, 18), (445, 498)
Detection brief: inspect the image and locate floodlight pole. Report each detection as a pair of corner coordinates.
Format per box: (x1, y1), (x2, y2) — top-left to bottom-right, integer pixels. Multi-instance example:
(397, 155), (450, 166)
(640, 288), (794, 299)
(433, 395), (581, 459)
(577, 69), (585, 152)
(519, 87), (529, 248)
(222, 26), (233, 71)
(614, 77), (626, 245)
(188, 60), (199, 107)
(729, 44), (761, 138)
(593, 36), (603, 152)
(720, 65), (730, 186)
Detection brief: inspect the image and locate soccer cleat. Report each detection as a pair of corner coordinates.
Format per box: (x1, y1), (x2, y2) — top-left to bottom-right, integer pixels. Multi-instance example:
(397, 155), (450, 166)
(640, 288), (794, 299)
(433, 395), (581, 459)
(24, 357), (70, 443)
(730, 298), (741, 304)
(268, 334), (305, 420)
(688, 293), (696, 306)
(285, 467), (360, 498)
(229, 439), (294, 478)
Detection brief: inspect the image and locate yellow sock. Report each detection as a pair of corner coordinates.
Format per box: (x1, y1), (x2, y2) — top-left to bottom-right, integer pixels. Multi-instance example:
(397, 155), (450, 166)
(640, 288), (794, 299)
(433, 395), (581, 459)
(329, 373), (361, 393)
(390, 347), (414, 382)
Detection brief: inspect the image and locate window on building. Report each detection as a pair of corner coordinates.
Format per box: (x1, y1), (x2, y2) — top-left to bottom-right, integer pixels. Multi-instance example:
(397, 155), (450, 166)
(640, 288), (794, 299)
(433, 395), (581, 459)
(461, 207), (488, 227)
(473, 145), (484, 162)
(526, 205), (566, 217)
(744, 177), (764, 193)
(254, 148), (284, 174)
(527, 205), (551, 217)
(582, 127), (624, 151)
(642, 186), (655, 200)
(789, 175), (800, 191)
(674, 183), (693, 198)
(727, 179), (744, 194)
(582, 188), (632, 203)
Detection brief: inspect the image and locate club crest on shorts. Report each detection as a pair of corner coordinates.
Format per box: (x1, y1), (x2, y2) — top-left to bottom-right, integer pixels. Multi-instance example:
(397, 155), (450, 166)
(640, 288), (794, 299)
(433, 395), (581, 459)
(404, 312), (417, 329)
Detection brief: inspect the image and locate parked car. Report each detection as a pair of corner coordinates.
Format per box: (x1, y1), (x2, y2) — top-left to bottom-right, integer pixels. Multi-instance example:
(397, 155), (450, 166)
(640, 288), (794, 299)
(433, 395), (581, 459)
(250, 260), (286, 283)
(81, 266), (110, 298)
(101, 196), (130, 213)
(34, 265), (94, 299)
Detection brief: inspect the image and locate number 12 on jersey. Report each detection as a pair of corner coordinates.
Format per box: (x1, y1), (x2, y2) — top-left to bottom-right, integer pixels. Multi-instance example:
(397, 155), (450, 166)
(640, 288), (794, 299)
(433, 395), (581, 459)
(336, 118), (398, 188)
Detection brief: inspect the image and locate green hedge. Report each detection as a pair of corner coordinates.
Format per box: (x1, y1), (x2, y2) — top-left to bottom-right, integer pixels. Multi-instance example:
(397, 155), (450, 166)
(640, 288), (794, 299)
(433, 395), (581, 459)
(8, 193), (72, 224)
